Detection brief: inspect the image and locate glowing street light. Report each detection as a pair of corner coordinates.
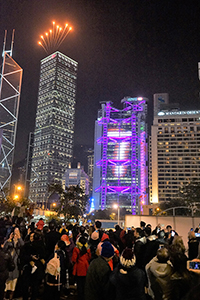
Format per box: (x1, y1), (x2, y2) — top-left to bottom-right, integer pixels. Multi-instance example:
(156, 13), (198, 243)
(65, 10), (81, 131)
(113, 204), (120, 225)
(14, 195), (19, 200)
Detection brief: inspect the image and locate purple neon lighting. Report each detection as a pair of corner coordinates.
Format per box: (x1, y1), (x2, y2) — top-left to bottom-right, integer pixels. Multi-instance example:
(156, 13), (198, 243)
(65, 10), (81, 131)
(96, 99), (148, 214)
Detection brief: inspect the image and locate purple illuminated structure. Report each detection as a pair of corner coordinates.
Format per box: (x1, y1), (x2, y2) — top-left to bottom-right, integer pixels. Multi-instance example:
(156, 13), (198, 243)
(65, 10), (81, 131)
(92, 97), (148, 214)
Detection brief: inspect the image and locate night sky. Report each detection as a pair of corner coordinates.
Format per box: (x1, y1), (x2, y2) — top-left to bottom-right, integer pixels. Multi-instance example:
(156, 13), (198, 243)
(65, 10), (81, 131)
(1, 0), (200, 168)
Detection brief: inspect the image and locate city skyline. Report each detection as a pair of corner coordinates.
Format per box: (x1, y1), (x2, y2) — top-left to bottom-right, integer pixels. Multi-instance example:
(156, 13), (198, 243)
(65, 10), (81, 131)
(1, 1), (200, 168)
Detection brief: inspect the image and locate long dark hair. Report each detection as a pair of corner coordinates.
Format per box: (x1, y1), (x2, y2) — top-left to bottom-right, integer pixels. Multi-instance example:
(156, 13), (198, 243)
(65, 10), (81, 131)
(79, 237), (87, 256)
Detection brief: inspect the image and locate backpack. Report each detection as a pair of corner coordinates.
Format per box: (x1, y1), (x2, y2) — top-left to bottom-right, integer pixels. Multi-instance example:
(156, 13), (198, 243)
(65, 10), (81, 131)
(46, 252), (60, 280)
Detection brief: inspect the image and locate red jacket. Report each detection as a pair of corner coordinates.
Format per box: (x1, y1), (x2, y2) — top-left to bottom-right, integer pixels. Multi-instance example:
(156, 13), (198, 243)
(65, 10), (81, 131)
(72, 247), (91, 276)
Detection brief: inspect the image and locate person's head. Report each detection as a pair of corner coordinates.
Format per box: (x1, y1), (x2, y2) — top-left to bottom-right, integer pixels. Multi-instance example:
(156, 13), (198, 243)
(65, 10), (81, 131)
(134, 227), (142, 238)
(157, 247), (169, 263)
(115, 225), (121, 231)
(144, 226), (151, 237)
(101, 241), (114, 261)
(80, 226), (85, 235)
(30, 232), (34, 242)
(95, 221), (102, 230)
(49, 222), (56, 231)
(172, 236), (185, 253)
(140, 221), (146, 229)
(55, 240), (66, 251)
(166, 225), (172, 232)
(157, 230), (165, 240)
(120, 248), (136, 269)
(188, 230), (196, 240)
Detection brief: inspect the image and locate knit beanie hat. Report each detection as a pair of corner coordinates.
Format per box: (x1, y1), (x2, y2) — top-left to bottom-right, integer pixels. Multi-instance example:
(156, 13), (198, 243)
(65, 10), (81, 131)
(120, 248), (136, 268)
(101, 241), (114, 258)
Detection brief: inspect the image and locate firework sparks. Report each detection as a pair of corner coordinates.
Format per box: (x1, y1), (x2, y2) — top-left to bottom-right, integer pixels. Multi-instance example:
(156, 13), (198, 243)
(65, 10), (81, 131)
(38, 21), (72, 53)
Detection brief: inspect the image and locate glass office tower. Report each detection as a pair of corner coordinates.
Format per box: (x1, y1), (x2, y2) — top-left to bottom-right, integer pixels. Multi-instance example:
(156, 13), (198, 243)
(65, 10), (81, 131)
(30, 51), (78, 203)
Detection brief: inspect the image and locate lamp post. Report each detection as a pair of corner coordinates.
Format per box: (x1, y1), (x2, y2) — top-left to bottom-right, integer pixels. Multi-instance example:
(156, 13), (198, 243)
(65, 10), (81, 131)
(113, 204), (120, 225)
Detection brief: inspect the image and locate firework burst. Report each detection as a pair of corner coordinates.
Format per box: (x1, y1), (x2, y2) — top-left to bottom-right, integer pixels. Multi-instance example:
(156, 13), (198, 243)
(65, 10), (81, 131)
(38, 21), (72, 53)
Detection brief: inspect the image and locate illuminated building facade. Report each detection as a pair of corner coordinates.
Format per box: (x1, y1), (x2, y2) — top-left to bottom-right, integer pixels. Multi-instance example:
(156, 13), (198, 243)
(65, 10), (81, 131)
(30, 51), (78, 203)
(149, 109), (200, 203)
(93, 97), (148, 214)
(62, 163), (89, 195)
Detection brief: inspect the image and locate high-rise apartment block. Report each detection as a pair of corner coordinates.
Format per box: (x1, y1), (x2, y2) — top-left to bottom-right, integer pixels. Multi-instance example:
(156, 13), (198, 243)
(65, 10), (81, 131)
(93, 97), (148, 214)
(149, 109), (200, 203)
(30, 51), (78, 203)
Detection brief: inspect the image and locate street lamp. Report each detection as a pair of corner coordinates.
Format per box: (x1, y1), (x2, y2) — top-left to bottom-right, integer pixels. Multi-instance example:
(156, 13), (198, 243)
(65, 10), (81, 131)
(113, 204), (120, 225)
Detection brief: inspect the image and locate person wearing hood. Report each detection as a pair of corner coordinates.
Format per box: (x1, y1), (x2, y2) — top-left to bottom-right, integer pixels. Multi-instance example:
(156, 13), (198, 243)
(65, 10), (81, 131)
(146, 247), (173, 300)
(72, 236), (91, 300)
(110, 247), (146, 300)
(36, 218), (44, 231)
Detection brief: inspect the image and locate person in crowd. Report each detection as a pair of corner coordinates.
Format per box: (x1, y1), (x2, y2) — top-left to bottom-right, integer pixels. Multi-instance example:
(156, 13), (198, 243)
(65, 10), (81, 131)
(146, 247), (173, 300)
(89, 221), (103, 260)
(96, 233), (119, 271)
(188, 230), (199, 260)
(76, 225), (89, 242)
(85, 241), (115, 300)
(0, 238), (15, 300)
(72, 236), (91, 300)
(169, 251), (193, 300)
(140, 221), (146, 230)
(45, 221), (61, 260)
(110, 247), (146, 300)
(169, 236), (186, 255)
(36, 218), (44, 231)
(4, 227), (24, 300)
(134, 227), (147, 269)
(20, 231), (45, 300)
(45, 240), (67, 300)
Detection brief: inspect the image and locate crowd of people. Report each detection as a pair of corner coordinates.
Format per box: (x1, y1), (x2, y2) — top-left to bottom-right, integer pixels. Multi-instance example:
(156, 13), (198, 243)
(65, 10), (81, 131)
(0, 216), (200, 300)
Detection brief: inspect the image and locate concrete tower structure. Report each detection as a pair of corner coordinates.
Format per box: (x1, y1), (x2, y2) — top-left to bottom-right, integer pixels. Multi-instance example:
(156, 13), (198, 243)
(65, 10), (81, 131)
(92, 97), (148, 214)
(30, 51), (78, 203)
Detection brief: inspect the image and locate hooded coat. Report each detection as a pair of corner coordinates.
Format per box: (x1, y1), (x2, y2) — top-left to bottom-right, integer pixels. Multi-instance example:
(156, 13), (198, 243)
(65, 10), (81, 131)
(146, 256), (173, 300)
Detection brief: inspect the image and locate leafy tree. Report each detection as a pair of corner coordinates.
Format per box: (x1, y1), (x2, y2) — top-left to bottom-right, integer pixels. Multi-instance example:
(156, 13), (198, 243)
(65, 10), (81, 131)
(48, 183), (89, 221)
(158, 180), (200, 216)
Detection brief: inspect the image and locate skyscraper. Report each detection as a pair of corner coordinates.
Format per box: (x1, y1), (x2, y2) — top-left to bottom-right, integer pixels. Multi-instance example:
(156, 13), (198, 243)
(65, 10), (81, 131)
(92, 97), (148, 214)
(149, 108), (200, 203)
(0, 51), (23, 193)
(30, 51), (78, 203)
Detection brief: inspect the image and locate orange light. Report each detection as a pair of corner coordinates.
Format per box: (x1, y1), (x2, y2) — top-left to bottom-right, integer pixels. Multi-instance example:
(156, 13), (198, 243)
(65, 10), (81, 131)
(69, 27), (72, 30)
(49, 29), (52, 33)
(14, 195), (19, 200)
(40, 35), (43, 38)
(65, 23), (68, 27)
(52, 203), (56, 207)
(17, 186), (22, 191)
(53, 21), (55, 24)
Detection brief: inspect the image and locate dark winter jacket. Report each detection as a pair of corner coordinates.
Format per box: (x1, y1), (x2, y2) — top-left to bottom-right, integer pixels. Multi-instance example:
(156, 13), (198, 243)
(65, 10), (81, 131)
(110, 264), (146, 300)
(85, 256), (114, 300)
(0, 248), (15, 283)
